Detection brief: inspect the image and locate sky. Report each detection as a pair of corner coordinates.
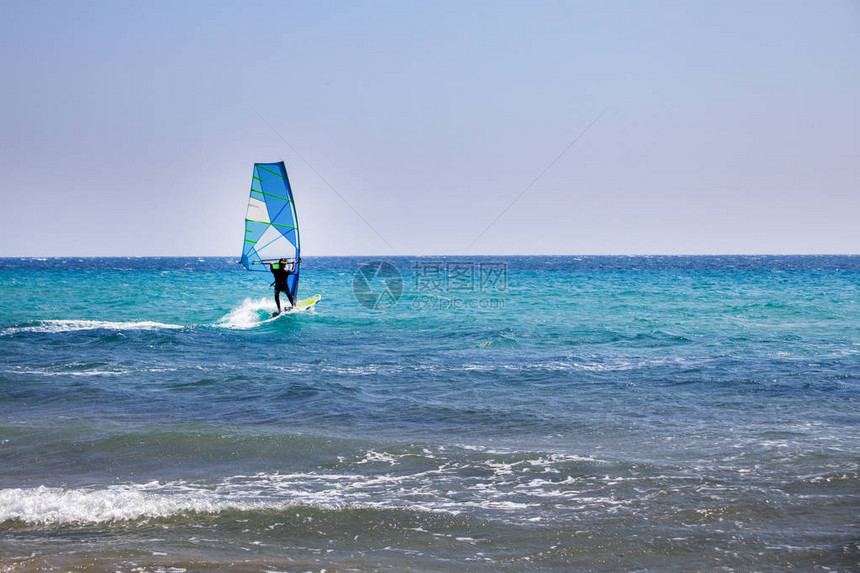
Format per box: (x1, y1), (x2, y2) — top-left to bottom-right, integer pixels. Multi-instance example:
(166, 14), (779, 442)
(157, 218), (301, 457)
(0, 0), (858, 256)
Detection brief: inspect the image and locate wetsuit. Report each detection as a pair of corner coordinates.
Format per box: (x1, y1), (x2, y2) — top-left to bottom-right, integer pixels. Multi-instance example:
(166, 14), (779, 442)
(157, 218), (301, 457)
(270, 263), (295, 311)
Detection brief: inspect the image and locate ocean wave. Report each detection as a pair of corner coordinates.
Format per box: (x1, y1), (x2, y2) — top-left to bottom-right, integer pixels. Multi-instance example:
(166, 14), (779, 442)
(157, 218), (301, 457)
(0, 484), (259, 525)
(0, 448), (616, 526)
(0, 478), (401, 526)
(2, 438), (849, 529)
(260, 356), (706, 377)
(1, 365), (178, 377)
(0, 320), (183, 335)
(215, 297), (276, 329)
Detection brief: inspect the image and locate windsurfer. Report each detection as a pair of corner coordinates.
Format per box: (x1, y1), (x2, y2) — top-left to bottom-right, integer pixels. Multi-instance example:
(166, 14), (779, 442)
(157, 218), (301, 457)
(270, 258), (299, 315)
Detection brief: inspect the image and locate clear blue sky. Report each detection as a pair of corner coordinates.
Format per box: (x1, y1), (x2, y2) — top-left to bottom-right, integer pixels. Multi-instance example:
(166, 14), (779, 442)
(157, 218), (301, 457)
(1, 1), (857, 256)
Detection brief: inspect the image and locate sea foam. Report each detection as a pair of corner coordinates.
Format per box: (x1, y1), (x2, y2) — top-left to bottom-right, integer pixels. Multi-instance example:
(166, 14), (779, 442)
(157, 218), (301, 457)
(1, 320), (183, 335)
(215, 297), (276, 329)
(0, 485), (222, 525)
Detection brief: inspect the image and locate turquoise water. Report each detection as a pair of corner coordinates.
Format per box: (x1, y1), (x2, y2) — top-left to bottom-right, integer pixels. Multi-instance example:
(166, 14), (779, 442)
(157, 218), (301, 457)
(1, 256), (858, 571)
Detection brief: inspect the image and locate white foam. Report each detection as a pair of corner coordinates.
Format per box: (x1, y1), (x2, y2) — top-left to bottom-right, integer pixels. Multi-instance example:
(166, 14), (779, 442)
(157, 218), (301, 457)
(1, 320), (183, 335)
(215, 297), (276, 330)
(2, 365), (178, 377)
(354, 450), (401, 465)
(0, 478), (372, 525)
(0, 450), (625, 526)
(0, 485), (242, 525)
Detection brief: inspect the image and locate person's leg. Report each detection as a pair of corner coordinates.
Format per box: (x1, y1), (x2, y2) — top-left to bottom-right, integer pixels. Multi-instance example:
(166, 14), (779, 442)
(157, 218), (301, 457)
(287, 290), (295, 308)
(274, 289), (281, 314)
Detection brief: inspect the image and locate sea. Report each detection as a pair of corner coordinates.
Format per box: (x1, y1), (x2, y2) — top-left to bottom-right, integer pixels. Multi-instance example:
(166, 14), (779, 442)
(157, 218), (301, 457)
(0, 256), (858, 572)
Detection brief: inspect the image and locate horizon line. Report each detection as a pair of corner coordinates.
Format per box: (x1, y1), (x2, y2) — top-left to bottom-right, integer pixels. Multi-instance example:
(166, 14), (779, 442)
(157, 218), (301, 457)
(2, 253), (858, 259)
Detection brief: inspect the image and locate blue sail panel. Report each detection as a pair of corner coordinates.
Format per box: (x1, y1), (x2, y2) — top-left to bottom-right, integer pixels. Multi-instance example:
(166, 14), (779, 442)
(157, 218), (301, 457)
(241, 161), (301, 299)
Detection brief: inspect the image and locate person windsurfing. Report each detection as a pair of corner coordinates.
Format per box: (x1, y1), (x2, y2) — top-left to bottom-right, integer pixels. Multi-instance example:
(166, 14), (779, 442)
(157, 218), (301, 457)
(269, 258), (300, 315)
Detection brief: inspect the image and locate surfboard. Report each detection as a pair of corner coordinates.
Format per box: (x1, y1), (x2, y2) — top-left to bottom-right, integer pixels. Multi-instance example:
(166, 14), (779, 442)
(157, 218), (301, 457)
(269, 294), (321, 318)
(296, 294), (321, 310)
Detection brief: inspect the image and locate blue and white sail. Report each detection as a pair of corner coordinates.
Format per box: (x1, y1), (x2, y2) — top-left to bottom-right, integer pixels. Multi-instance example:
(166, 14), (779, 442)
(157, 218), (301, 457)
(241, 162), (301, 299)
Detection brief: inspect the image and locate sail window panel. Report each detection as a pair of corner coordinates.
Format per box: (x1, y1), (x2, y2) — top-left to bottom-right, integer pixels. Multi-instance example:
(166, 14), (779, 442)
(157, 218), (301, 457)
(246, 197), (270, 224)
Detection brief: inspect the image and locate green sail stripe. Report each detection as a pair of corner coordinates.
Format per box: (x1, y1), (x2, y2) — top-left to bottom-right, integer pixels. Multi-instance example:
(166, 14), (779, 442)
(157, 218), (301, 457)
(251, 188), (291, 202)
(256, 164), (286, 179)
(253, 176), (263, 182)
(245, 218), (297, 230)
(244, 239), (257, 244)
